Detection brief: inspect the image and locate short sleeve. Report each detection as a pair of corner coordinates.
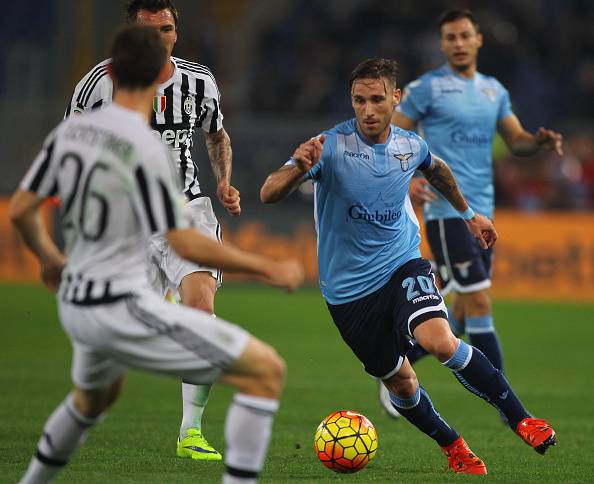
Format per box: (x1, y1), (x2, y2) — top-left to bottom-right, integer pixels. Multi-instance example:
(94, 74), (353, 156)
(497, 84), (513, 121)
(65, 60), (113, 118)
(19, 129), (60, 197)
(133, 145), (191, 235)
(198, 74), (224, 134)
(306, 133), (334, 182)
(415, 136), (432, 170)
(397, 77), (432, 122)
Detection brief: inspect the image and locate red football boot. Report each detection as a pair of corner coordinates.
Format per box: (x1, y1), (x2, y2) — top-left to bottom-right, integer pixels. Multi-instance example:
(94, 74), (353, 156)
(515, 417), (558, 455)
(441, 436), (487, 475)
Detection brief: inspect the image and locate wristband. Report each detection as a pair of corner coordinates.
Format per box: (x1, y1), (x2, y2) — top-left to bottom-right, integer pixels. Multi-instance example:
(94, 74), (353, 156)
(460, 207), (475, 220)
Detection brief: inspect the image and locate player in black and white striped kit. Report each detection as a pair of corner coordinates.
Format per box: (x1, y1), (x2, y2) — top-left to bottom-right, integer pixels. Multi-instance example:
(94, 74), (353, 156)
(12, 25), (303, 484)
(65, 1), (240, 459)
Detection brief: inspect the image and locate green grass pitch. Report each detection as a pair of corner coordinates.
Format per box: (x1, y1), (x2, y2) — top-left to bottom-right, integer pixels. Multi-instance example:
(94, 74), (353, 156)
(1, 283), (593, 483)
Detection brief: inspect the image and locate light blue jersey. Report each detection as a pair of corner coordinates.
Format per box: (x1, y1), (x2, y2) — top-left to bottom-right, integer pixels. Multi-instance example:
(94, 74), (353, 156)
(294, 119), (432, 304)
(397, 64), (513, 220)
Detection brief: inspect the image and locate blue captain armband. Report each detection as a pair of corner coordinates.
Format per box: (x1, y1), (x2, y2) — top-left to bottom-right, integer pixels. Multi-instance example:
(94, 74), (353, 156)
(459, 207), (475, 220)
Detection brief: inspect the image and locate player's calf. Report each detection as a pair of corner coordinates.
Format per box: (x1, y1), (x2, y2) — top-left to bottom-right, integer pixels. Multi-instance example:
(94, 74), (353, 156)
(20, 392), (106, 484)
(220, 337), (286, 483)
(442, 339), (542, 432)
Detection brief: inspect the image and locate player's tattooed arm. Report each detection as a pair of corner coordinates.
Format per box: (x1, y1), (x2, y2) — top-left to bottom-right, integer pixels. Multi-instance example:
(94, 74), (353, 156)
(205, 128), (241, 216)
(420, 155), (467, 212)
(421, 155), (498, 249)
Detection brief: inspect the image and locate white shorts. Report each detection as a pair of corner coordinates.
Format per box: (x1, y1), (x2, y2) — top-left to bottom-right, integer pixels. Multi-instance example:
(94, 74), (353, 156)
(147, 197), (222, 296)
(59, 286), (249, 390)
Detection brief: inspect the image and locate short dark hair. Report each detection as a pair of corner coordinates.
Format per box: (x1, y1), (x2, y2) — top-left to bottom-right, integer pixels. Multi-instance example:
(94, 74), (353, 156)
(438, 8), (480, 33)
(349, 58), (399, 90)
(126, 0), (179, 28)
(110, 25), (168, 89)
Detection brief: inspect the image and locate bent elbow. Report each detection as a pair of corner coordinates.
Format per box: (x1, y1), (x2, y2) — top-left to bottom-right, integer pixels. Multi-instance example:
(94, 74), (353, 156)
(8, 200), (26, 227)
(260, 185), (276, 204)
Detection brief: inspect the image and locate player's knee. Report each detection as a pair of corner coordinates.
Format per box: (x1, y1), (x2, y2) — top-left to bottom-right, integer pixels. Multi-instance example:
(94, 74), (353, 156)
(254, 347), (286, 398)
(224, 338), (286, 398)
(72, 378), (124, 418)
(181, 290), (214, 314)
(179, 273), (216, 313)
(182, 293), (214, 313)
(423, 332), (459, 362)
(466, 290), (491, 316)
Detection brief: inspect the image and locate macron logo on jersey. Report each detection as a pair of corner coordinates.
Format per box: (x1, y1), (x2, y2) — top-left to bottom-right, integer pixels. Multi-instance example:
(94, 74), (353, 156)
(344, 150), (370, 161)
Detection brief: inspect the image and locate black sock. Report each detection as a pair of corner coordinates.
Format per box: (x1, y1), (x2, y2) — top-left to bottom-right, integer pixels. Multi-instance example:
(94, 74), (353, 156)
(390, 384), (459, 447)
(466, 315), (504, 372)
(444, 340), (529, 429)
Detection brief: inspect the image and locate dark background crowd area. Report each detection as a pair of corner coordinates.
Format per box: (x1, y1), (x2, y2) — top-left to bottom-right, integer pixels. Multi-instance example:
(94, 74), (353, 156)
(1, 0), (593, 211)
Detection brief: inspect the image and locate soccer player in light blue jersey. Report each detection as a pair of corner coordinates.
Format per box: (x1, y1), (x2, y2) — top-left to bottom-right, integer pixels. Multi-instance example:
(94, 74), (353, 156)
(260, 58), (557, 474)
(392, 8), (563, 385)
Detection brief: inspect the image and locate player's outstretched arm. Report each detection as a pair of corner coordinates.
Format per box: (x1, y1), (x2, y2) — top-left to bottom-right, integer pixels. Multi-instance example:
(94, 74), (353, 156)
(260, 135), (325, 203)
(166, 228), (304, 292)
(420, 155), (497, 249)
(497, 115), (563, 156)
(205, 127), (241, 217)
(9, 189), (66, 291)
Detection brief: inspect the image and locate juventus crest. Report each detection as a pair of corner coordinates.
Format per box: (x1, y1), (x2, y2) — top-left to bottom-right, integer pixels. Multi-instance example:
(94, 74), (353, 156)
(184, 95), (195, 115)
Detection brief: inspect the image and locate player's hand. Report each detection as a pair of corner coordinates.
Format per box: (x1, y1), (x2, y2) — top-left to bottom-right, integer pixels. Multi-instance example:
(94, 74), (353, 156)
(41, 255), (66, 293)
(535, 127), (563, 156)
(292, 135), (326, 174)
(409, 177), (436, 207)
(464, 213), (498, 250)
(261, 259), (305, 293)
(217, 182), (241, 217)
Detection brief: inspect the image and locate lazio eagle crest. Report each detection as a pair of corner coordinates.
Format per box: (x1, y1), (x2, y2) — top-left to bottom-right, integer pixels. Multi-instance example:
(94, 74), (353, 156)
(393, 152), (413, 171)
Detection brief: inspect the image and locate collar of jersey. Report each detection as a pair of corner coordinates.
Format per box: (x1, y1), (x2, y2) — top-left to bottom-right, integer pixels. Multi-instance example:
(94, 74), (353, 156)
(354, 120), (394, 148)
(443, 63), (478, 83)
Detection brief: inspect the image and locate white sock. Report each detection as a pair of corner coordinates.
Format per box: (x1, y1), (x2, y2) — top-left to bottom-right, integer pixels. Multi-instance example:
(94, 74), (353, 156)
(180, 382), (211, 438)
(179, 314), (217, 439)
(222, 393), (279, 483)
(20, 393), (101, 484)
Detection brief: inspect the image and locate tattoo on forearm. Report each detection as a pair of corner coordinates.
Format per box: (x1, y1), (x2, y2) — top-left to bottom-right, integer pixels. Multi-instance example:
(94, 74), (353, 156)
(422, 157), (467, 211)
(206, 130), (232, 183)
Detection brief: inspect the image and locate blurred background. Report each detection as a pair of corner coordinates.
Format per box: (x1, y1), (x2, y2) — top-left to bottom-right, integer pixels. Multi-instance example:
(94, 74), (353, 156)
(1, 0), (593, 299)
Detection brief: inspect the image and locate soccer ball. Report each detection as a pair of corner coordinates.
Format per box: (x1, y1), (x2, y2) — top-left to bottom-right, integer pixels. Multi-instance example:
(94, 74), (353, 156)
(314, 410), (378, 473)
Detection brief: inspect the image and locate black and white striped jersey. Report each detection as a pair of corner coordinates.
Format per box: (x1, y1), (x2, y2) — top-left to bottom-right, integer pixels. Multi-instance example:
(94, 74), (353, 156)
(21, 104), (191, 290)
(65, 56), (224, 201)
